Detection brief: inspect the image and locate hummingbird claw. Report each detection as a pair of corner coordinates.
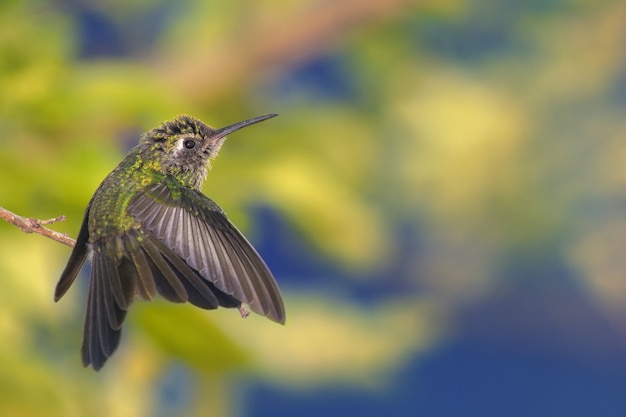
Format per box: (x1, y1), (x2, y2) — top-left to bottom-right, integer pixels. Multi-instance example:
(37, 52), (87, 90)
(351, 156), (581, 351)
(238, 304), (250, 319)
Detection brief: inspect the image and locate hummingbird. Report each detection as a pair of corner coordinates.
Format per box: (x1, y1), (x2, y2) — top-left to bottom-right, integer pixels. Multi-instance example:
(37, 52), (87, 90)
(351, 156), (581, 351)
(55, 113), (285, 371)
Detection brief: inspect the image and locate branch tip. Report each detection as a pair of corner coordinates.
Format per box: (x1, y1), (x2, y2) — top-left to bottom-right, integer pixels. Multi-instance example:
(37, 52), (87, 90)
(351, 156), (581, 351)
(0, 206), (76, 247)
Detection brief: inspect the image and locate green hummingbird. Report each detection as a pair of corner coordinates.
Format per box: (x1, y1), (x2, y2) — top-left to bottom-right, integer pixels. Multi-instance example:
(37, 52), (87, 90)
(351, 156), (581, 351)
(55, 113), (285, 371)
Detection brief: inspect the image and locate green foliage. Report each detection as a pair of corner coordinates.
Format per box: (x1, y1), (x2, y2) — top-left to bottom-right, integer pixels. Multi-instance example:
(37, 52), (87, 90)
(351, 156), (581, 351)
(132, 302), (251, 375)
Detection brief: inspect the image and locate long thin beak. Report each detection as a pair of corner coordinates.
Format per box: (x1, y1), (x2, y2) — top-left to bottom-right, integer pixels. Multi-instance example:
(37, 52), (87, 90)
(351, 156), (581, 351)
(212, 113), (278, 140)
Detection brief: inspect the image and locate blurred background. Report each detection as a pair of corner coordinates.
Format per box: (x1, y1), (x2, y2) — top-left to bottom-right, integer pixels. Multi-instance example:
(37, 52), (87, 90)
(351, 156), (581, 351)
(1, 0), (626, 416)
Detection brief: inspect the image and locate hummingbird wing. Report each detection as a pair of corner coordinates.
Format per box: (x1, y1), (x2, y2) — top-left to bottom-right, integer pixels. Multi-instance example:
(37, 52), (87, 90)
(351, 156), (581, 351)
(54, 207), (91, 301)
(127, 182), (286, 324)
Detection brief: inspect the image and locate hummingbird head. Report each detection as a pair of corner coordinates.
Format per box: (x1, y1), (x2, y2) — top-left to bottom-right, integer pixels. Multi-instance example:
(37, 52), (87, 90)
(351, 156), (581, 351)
(141, 113), (277, 188)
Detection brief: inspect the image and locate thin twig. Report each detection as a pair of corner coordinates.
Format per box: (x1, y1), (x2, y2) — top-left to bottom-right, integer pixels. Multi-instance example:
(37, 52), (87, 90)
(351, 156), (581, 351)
(0, 206), (76, 247)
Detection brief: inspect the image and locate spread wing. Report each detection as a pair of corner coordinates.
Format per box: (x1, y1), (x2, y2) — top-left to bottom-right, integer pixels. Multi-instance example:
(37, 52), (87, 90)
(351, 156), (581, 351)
(127, 182), (286, 324)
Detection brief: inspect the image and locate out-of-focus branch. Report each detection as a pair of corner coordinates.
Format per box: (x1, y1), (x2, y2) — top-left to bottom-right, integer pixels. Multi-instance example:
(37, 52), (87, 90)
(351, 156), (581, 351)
(0, 206), (76, 247)
(159, 0), (420, 102)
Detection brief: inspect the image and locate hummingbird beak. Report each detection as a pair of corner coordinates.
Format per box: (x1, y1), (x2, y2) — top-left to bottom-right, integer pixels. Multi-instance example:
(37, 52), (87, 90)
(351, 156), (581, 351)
(211, 113), (278, 141)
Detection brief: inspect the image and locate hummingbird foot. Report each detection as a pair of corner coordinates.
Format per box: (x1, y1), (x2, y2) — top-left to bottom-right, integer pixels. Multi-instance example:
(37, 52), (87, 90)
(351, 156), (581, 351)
(238, 304), (250, 319)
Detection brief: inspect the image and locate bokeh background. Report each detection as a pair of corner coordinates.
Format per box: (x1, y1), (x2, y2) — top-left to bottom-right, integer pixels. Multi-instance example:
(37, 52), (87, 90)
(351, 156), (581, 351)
(2, 0), (626, 416)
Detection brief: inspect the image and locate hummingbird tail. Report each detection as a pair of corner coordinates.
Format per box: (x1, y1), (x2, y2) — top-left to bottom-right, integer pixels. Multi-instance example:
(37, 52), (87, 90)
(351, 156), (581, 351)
(81, 230), (243, 370)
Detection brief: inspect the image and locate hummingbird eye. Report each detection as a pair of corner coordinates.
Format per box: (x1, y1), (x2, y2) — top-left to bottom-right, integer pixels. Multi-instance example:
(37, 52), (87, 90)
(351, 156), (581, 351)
(183, 139), (196, 149)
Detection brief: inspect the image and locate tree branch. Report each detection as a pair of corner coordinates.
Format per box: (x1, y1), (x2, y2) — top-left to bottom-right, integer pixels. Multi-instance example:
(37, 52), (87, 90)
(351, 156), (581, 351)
(0, 206), (76, 247)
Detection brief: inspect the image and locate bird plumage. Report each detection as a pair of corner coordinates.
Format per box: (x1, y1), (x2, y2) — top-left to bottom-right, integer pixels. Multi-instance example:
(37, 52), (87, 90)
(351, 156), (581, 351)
(55, 114), (285, 370)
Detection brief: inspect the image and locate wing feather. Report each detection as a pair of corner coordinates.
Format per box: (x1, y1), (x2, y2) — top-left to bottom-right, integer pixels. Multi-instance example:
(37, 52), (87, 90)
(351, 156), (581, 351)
(141, 236), (189, 302)
(209, 224), (248, 297)
(128, 183), (285, 323)
(201, 220), (230, 288)
(125, 235), (157, 300)
(221, 229), (276, 317)
(145, 235), (222, 309)
(211, 226), (256, 301)
(180, 204), (191, 259)
(54, 207), (90, 301)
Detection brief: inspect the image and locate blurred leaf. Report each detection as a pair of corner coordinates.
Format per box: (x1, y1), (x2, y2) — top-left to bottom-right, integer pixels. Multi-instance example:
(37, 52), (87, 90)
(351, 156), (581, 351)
(213, 295), (443, 389)
(132, 302), (251, 375)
